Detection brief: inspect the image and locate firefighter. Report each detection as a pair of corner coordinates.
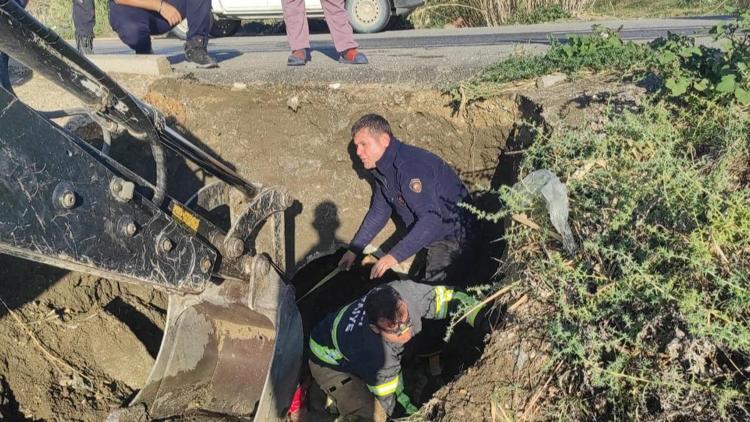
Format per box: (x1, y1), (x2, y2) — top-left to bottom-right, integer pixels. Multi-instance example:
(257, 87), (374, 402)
(339, 114), (477, 285)
(308, 280), (484, 420)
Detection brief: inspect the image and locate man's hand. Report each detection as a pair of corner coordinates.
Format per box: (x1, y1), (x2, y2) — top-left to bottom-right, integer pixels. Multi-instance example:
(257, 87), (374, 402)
(338, 250), (357, 271)
(370, 254), (397, 279)
(159, 1), (182, 26)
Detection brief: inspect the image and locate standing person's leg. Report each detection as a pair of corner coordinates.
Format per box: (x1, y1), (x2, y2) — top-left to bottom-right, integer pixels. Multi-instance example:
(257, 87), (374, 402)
(108, 1), (157, 54)
(73, 0), (96, 54)
(166, 0), (217, 68)
(281, 0), (310, 66)
(320, 0), (367, 64)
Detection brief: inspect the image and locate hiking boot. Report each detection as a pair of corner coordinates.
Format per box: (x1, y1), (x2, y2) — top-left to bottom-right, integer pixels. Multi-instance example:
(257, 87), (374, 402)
(75, 34), (94, 55)
(287, 49), (307, 66)
(338, 48), (368, 65)
(184, 37), (218, 69)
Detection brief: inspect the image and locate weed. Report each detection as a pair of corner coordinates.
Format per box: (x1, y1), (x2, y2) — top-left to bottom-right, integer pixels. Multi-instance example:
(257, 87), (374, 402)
(649, 12), (750, 106)
(511, 5), (571, 24)
(471, 78), (750, 421)
(452, 27), (651, 106)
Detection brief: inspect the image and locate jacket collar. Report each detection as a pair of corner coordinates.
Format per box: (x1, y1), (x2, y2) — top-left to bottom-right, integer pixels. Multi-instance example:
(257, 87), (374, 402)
(375, 137), (401, 173)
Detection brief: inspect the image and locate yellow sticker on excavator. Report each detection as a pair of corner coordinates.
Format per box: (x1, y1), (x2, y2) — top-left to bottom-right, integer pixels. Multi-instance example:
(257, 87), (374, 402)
(171, 203), (200, 233)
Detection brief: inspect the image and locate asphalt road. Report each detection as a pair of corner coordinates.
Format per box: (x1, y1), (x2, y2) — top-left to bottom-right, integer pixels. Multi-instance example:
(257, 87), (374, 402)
(94, 16), (731, 87)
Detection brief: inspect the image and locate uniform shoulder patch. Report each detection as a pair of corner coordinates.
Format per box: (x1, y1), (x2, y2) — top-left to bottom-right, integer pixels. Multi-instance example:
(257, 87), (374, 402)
(409, 178), (422, 193)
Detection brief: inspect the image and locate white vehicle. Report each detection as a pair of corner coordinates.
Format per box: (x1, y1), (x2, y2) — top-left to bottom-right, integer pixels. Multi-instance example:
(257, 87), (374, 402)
(173, 0), (424, 38)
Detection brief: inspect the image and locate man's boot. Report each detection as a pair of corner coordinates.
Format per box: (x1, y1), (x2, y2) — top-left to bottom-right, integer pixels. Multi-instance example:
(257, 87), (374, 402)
(184, 37), (218, 69)
(75, 33), (94, 55)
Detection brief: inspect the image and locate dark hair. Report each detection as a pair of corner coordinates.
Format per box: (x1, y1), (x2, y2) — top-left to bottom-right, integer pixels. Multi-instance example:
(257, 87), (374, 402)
(364, 285), (402, 325)
(351, 114), (393, 139)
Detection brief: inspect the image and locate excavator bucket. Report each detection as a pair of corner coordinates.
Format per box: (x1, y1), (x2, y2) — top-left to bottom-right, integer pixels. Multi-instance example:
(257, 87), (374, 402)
(132, 263), (302, 420)
(0, 2), (303, 420)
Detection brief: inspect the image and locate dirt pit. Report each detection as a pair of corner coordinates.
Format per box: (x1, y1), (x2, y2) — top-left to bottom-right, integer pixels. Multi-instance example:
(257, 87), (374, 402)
(1, 71), (643, 420)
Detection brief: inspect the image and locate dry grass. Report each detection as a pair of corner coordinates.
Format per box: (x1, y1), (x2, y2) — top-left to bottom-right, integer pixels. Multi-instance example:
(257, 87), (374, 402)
(410, 0), (593, 27)
(26, 0), (113, 39)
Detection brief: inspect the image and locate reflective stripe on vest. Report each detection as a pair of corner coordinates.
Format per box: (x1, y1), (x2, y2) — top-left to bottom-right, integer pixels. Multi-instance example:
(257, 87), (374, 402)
(368, 373), (401, 396)
(434, 286), (454, 319)
(309, 337), (343, 365)
(309, 304), (351, 365)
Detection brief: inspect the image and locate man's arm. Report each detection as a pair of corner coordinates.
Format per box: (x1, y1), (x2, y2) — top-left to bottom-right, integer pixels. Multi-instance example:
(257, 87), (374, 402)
(361, 353), (417, 417)
(348, 181), (391, 255)
(391, 279), (481, 326)
(112, 0), (182, 25)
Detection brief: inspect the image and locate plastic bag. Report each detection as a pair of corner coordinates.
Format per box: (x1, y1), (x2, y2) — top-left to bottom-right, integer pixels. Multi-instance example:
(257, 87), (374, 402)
(513, 170), (577, 254)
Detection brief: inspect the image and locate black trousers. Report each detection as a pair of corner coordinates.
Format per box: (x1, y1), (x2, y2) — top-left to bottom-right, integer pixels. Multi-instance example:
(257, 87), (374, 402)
(108, 0), (211, 54)
(73, 0), (96, 38)
(410, 235), (477, 287)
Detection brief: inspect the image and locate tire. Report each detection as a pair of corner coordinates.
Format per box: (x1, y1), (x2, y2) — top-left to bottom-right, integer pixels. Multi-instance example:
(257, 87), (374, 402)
(169, 15), (240, 40)
(347, 0), (391, 33)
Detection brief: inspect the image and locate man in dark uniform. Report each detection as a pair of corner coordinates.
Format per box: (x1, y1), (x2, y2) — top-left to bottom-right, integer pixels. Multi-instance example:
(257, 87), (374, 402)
(308, 280), (483, 420)
(339, 114), (477, 285)
(73, 0), (96, 54)
(108, 0), (217, 68)
(0, 0), (28, 96)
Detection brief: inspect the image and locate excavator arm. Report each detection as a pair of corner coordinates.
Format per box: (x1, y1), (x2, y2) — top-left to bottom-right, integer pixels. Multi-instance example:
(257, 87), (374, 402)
(0, 1), (302, 420)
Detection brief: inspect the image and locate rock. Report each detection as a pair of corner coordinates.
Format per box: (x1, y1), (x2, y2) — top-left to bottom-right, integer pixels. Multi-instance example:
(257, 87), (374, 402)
(536, 73), (568, 89)
(89, 313), (154, 389)
(287, 96), (300, 112)
(231, 82), (247, 91)
(328, 83), (341, 90)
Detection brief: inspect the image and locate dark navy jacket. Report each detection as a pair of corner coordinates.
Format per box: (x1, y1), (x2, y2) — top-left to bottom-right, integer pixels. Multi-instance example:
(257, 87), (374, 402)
(309, 280), (478, 416)
(350, 138), (471, 262)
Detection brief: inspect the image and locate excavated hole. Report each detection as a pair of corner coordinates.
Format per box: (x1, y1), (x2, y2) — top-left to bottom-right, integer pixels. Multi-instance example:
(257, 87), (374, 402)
(0, 80), (541, 421)
(291, 249), (496, 417)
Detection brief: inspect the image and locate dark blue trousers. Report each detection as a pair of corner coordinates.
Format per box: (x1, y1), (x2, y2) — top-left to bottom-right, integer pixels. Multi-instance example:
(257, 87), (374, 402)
(1, 0), (28, 95)
(108, 0), (211, 54)
(73, 0), (96, 37)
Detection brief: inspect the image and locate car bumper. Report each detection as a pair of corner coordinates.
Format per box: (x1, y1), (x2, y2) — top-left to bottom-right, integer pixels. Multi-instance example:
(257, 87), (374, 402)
(393, 0), (424, 15)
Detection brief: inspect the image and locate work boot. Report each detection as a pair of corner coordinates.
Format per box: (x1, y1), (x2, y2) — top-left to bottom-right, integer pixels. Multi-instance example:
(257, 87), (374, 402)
(75, 33), (94, 55)
(338, 48), (368, 65)
(184, 37), (218, 69)
(287, 49), (306, 66)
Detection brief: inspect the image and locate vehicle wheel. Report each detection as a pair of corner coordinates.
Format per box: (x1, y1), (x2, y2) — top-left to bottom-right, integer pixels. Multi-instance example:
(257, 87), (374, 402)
(170, 15), (240, 39)
(347, 0), (391, 33)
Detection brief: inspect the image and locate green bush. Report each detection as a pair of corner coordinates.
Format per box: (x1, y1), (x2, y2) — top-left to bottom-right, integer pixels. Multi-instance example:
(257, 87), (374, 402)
(511, 5), (571, 24)
(649, 12), (750, 106)
(461, 11), (750, 419)
(485, 99), (750, 419)
(453, 27), (652, 106)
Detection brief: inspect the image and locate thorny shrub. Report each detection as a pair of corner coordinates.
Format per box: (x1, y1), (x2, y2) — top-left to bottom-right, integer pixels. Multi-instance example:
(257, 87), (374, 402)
(452, 26), (651, 107)
(468, 91), (750, 419)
